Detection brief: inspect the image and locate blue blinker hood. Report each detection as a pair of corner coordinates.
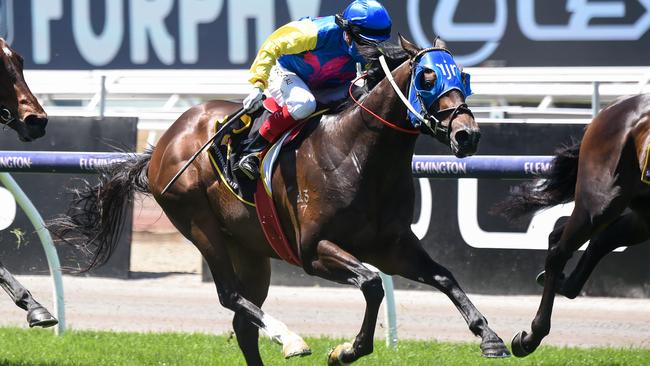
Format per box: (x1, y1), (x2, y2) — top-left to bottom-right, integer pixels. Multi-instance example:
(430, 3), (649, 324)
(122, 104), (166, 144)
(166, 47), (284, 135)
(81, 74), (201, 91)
(407, 49), (472, 126)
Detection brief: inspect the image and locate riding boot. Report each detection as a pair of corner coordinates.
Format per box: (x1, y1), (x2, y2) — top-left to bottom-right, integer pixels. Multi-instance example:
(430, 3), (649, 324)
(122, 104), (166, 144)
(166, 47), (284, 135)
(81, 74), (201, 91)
(237, 131), (268, 180)
(237, 105), (296, 180)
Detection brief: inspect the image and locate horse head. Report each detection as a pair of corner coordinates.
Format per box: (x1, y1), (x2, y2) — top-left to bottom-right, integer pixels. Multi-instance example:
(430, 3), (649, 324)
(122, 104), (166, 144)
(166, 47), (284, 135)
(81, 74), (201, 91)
(0, 38), (47, 142)
(399, 35), (479, 157)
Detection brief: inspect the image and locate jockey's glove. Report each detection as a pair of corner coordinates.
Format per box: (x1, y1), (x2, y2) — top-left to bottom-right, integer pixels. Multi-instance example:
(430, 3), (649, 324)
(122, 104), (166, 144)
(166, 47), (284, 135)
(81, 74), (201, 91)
(243, 86), (264, 112)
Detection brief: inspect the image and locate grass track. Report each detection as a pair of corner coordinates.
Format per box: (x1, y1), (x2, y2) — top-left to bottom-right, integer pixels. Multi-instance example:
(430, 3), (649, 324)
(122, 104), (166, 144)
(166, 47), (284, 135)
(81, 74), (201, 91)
(0, 327), (648, 365)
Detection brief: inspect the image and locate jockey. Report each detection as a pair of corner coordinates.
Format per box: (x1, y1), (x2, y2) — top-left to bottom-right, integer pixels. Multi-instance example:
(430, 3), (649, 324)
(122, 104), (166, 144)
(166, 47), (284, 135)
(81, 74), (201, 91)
(237, 0), (392, 180)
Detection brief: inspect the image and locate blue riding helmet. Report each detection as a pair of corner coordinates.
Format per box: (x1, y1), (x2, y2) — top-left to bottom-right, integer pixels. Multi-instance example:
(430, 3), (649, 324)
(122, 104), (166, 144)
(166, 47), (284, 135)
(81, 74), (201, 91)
(407, 49), (473, 126)
(342, 0), (392, 43)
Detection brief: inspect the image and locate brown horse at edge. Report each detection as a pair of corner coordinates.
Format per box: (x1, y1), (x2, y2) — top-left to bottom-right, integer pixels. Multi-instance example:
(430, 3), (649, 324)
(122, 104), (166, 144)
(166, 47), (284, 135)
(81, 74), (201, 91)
(496, 93), (650, 357)
(53, 36), (511, 365)
(0, 37), (55, 327)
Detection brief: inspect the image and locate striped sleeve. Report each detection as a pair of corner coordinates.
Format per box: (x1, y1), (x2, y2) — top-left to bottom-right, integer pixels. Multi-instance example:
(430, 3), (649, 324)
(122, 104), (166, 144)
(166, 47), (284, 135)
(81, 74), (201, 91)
(248, 19), (318, 89)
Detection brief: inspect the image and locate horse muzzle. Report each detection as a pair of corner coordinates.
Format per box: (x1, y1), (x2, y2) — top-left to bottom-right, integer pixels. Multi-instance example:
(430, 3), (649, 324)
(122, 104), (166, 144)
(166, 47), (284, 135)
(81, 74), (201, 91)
(451, 128), (481, 158)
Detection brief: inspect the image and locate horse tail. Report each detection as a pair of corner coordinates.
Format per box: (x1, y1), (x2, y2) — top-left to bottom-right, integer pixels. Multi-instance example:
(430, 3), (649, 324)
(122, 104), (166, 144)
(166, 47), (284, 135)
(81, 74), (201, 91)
(49, 150), (152, 272)
(493, 141), (581, 221)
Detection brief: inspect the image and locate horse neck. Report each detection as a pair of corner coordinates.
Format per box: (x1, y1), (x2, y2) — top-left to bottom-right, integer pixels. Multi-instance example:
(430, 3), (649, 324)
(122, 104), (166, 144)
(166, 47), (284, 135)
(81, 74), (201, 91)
(330, 61), (418, 170)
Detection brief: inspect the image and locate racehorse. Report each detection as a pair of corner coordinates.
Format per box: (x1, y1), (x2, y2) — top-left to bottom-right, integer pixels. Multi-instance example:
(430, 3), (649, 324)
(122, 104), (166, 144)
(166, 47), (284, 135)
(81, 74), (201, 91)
(0, 37), (56, 328)
(52, 36), (510, 364)
(495, 93), (650, 357)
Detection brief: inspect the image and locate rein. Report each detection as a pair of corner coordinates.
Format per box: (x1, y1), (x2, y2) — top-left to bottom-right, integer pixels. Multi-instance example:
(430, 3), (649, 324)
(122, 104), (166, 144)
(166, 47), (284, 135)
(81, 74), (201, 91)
(348, 52), (473, 140)
(349, 73), (420, 135)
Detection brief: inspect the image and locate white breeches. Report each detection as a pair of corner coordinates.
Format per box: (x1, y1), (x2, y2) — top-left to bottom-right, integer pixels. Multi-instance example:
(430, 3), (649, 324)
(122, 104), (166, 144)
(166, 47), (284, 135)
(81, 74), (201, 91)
(267, 64), (349, 120)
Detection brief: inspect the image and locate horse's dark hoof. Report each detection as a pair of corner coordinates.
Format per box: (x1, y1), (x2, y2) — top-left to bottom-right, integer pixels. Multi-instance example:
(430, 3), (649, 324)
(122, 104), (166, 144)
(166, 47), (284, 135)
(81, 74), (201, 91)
(480, 339), (511, 358)
(511, 330), (534, 358)
(27, 307), (58, 328)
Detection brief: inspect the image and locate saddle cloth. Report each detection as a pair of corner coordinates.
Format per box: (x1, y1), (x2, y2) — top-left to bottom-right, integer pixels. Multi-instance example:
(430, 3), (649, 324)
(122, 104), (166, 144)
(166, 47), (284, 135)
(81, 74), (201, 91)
(207, 98), (328, 265)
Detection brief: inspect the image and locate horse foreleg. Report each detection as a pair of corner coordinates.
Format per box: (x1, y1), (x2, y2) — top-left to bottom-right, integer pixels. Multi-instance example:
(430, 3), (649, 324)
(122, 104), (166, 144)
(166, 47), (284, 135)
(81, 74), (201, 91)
(375, 232), (509, 358)
(0, 260), (57, 328)
(304, 240), (384, 365)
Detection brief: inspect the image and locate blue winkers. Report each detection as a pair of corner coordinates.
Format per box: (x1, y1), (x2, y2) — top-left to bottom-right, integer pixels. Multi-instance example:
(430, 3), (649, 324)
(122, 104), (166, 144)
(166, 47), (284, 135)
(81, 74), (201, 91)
(407, 49), (472, 126)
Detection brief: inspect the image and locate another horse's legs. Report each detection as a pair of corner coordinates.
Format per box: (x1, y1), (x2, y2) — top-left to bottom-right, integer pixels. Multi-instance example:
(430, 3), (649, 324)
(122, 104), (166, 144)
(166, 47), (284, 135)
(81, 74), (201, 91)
(0, 260), (57, 328)
(376, 233), (509, 358)
(560, 210), (650, 298)
(177, 213), (309, 363)
(304, 240), (384, 365)
(512, 204), (608, 357)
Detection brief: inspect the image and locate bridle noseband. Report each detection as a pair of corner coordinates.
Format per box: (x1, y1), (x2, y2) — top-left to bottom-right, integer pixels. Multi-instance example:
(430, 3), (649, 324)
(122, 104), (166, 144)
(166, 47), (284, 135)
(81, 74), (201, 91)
(0, 105), (17, 128)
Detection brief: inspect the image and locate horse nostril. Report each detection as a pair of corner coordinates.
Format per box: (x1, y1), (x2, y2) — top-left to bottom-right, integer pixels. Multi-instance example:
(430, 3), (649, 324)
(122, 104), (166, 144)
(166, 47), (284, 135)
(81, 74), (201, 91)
(455, 130), (470, 145)
(25, 115), (48, 129)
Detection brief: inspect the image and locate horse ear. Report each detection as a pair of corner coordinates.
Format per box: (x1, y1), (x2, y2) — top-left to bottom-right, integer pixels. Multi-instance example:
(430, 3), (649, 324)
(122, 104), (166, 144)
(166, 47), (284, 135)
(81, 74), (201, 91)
(434, 37), (448, 49)
(398, 33), (420, 57)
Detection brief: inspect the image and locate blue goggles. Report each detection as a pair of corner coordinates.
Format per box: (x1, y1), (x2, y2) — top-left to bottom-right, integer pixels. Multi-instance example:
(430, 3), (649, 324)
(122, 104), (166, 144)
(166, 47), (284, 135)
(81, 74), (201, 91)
(407, 49), (472, 126)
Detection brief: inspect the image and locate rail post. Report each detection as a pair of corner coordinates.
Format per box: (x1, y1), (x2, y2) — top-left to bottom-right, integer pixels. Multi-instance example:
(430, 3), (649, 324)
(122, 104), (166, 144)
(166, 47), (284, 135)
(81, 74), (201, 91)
(0, 173), (66, 335)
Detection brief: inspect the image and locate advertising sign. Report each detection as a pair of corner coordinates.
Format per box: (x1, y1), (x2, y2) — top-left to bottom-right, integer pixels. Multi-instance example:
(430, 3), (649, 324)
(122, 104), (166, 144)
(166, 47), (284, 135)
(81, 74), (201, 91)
(4, 0), (649, 69)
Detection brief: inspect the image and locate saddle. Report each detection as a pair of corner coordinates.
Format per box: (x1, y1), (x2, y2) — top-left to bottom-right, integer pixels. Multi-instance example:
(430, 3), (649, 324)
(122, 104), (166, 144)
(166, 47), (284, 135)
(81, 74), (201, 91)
(207, 98), (328, 206)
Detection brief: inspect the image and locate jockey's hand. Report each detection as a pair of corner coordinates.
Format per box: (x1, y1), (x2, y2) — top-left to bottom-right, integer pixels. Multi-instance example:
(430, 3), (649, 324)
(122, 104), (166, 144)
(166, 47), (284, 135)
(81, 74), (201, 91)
(243, 86), (264, 112)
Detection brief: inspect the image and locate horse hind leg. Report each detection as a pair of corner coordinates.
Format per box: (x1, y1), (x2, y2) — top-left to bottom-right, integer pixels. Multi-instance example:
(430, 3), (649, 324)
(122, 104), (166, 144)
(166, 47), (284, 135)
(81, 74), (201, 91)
(230, 245), (310, 365)
(0, 260), (57, 328)
(374, 232), (509, 358)
(303, 240), (389, 365)
(178, 213), (309, 363)
(512, 195), (629, 357)
(559, 209), (650, 298)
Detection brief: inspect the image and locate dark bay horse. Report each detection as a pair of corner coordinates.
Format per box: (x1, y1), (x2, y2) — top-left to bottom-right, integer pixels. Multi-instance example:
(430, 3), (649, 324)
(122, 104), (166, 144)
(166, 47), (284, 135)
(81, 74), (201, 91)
(0, 37), (56, 328)
(54, 36), (509, 364)
(496, 93), (650, 357)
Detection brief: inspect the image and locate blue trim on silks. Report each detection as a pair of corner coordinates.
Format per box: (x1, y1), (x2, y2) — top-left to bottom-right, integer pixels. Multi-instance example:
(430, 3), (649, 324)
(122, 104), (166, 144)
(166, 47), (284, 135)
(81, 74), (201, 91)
(407, 49), (472, 127)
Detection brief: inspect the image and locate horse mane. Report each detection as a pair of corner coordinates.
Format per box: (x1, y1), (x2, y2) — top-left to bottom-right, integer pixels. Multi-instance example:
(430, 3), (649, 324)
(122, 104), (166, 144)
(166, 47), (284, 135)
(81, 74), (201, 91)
(330, 41), (409, 114)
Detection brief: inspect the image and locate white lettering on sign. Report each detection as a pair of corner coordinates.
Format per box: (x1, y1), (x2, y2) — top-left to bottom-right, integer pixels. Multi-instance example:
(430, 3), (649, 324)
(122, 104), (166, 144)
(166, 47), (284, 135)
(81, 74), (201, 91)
(0, 156), (32, 169)
(130, 0), (175, 65)
(72, 0), (124, 66)
(179, 0), (224, 63)
(524, 161), (552, 175)
(79, 158), (122, 170)
(0, 187), (16, 231)
(412, 161), (468, 175)
(227, 0), (276, 64)
(31, 0), (63, 64)
(407, 0), (650, 66)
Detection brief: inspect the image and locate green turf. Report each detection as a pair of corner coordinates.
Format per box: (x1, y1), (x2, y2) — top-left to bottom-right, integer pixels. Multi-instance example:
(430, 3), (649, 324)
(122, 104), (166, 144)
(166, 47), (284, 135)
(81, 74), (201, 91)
(0, 327), (647, 366)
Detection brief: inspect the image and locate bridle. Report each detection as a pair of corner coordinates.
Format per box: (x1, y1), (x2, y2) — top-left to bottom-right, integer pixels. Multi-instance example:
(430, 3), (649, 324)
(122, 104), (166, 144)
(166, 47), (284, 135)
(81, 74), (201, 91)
(408, 47), (473, 142)
(0, 105), (17, 129)
(349, 47), (473, 142)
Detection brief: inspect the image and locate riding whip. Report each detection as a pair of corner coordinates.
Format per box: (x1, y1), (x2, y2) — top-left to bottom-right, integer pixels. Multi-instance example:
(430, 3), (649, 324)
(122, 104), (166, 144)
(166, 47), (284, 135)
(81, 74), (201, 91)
(161, 106), (250, 195)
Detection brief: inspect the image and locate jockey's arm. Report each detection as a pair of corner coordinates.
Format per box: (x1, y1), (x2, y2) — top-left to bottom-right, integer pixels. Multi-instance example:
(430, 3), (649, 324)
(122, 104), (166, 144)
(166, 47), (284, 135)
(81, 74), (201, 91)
(248, 19), (318, 89)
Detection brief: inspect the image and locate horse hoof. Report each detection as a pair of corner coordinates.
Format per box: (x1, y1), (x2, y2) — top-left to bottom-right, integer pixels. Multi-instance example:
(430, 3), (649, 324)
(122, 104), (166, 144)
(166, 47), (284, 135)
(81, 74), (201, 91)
(511, 330), (534, 358)
(327, 342), (353, 366)
(480, 339), (511, 358)
(27, 307), (58, 328)
(282, 336), (311, 359)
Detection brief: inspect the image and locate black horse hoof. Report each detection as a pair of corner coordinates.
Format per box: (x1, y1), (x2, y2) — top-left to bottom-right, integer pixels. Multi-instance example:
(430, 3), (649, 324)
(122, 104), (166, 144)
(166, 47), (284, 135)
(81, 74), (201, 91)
(27, 307), (58, 328)
(480, 339), (511, 358)
(511, 330), (534, 358)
